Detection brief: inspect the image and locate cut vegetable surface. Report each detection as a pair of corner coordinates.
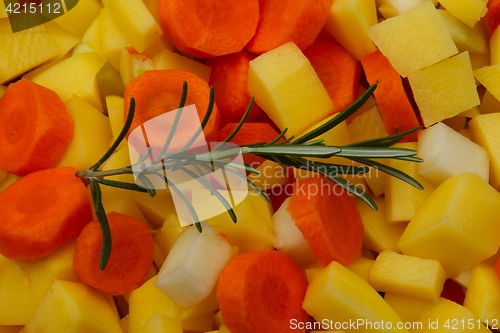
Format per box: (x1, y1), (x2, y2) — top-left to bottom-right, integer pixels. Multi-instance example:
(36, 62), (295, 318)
(157, 0), (259, 58)
(73, 212), (155, 296)
(0, 79), (74, 176)
(0, 167), (92, 260)
(216, 250), (310, 333)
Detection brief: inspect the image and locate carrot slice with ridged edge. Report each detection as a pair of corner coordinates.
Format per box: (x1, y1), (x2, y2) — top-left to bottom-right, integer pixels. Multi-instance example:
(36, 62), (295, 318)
(287, 176), (364, 266)
(217, 250), (310, 333)
(0, 78), (74, 176)
(157, 0), (259, 58)
(0, 167), (92, 260)
(73, 212), (155, 296)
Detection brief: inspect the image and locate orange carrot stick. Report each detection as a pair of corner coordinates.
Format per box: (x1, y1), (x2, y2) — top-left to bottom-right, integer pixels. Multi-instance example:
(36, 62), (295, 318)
(217, 250), (310, 333)
(360, 50), (421, 142)
(124, 69), (220, 152)
(303, 40), (361, 114)
(216, 122), (282, 168)
(0, 167), (92, 260)
(287, 176), (364, 266)
(246, 0), (333, 54)
(206, 50), (261, 126)
(73, 212), (155, 296)
(157, 0), (259, 58)
(0, 78), (74, 176)
(485, 0), (500, 35)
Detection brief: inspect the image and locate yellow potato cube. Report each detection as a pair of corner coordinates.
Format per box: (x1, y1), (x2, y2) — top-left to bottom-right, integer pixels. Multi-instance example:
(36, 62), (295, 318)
(408, 52), (479, 127)
(82, 15), (103, 56)
(152, 49), (211, 82)
(52, 0), (102, 39)
(368, 1), (458, 77)
(57, 95), (112, 170)
(438, 9), (488, 54)
(438, 0), (487, 28)
(106, 95), (126, 149)
(469, 113), (500, 190)
(370, 250), (447, 302)
(385, 143), (437, 223)
(100, 7), (132, 71)
(384, 293), (431, 323)
(355, 197), (407, 253)
(137, 314), (182, 333)
(303, 261), (408, 333)
(24, 280), (121, 333)
(128, 276), (181, 333)
(415, 298), (490, 333)
(42, 21), (80, 58)
(248, 42), (334, 138)
(0, 21), (59, 84)
(490, 26), (500, 65)
(324, 0), (378, 60)
(247, 160), (289, 191)
(346, 257), (375, 284)
(154, 214), (188, 258)
(32, 52), (105, 110)
(463, 264), (500, 322)
(474, 65), (500, 105)
(397, 173), (500, 277)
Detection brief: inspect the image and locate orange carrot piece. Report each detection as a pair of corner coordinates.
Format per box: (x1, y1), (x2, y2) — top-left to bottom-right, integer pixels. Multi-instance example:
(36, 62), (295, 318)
(206, 50), (261, 126)
(0, 78), (74, 176)
(216, 122), (282, 168)
(73, 212), (155, 296)
(485, 0), (500, 35)
(124, 69), (220, 151)
(360, 50), (421, 142)
(303, 40), (361, 114)
(217, 250), (310, 333)
(287, 176), (364, 266)
(246, 0), (333, 54)
(157, 0), (259, 58)
(0, 167), (92, 260)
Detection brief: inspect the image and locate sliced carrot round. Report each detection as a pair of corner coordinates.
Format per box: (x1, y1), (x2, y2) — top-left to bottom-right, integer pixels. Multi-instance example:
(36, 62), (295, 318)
(217, 250), (310, 333)
(157, 0), (259, 58)
(0, 167), (92, 260)
(73, 212), (155, 296)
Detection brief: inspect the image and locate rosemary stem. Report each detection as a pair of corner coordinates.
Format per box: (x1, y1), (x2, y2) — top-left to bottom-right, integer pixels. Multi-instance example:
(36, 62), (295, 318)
(76, 166), (134, 179)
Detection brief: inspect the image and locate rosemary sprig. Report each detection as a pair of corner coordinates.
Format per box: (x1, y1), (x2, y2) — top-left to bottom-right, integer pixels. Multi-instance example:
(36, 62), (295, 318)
(77, 82), (423, 269)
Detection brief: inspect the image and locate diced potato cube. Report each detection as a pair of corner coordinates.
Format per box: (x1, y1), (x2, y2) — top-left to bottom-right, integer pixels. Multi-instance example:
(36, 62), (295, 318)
(417, 122), (489, 185)
(463, 264), (500, 322)
(248, 42), (334, 138)
(370, 250), (447, 302)
(438, 0), (487, 28)
(24, 280), (122, 333)
(474, 65), (500, 104)
(152, 49), (211, 82)
(438, 9), (488, 54)
(346, 257), (375, 284)
(368, 1), (458, 77)
(154, 214), (188, 259)
(408, 52), (479, 127)
(384, 293), (432, 323)
(137, 314), (182, 333)
(82, 15), (103, 56)
(324, 0), (378, 60)
(397, 173), (500, 277)
(42, 21), (80, 58)
(376, 0), (438, 18)
(99, 7), (132, 71)
(469, 113), (500, 190)
(52, 0), (102, 39)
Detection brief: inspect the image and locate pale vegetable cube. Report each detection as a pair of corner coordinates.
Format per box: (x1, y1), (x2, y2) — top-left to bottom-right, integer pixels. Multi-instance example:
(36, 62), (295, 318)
(384, 293), (431, 323)
(408, 52), (479, 127)
(272, 198), (316, 266)
(0, 21), (59, 84)
(452, 268), (473, 288)
(24, 280), (121, 333)
(397, 173), (500, 277)
(248, 42), (334, 138)
(416, 298), (490, 333)
(469, 113), (500, 190)
(438, 9), (488, 54)
(417, 122), (489, 185)
(152, 49), (211, 82)
(99, 7), (132, 70)
(137, 314), (182, 333)
(57, 95), (112, 170)
(355, 197), (406, 253)
(376, 0), (438, 18)
(368, 1), (458, 77)
(324, 0), (378, 60)
(154, 222), (232, 308)
(32, 52), (105, 110)
(463, 264), (500, 322)
(438, 0), (487, 27)
(370, 250), (447, 302)
(385, 143), (437, 223)
(106, 0), (162, 52)
(128, 276), (181, 333)
(52, 0), (102, 39)
(303, 261), (409, 333)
